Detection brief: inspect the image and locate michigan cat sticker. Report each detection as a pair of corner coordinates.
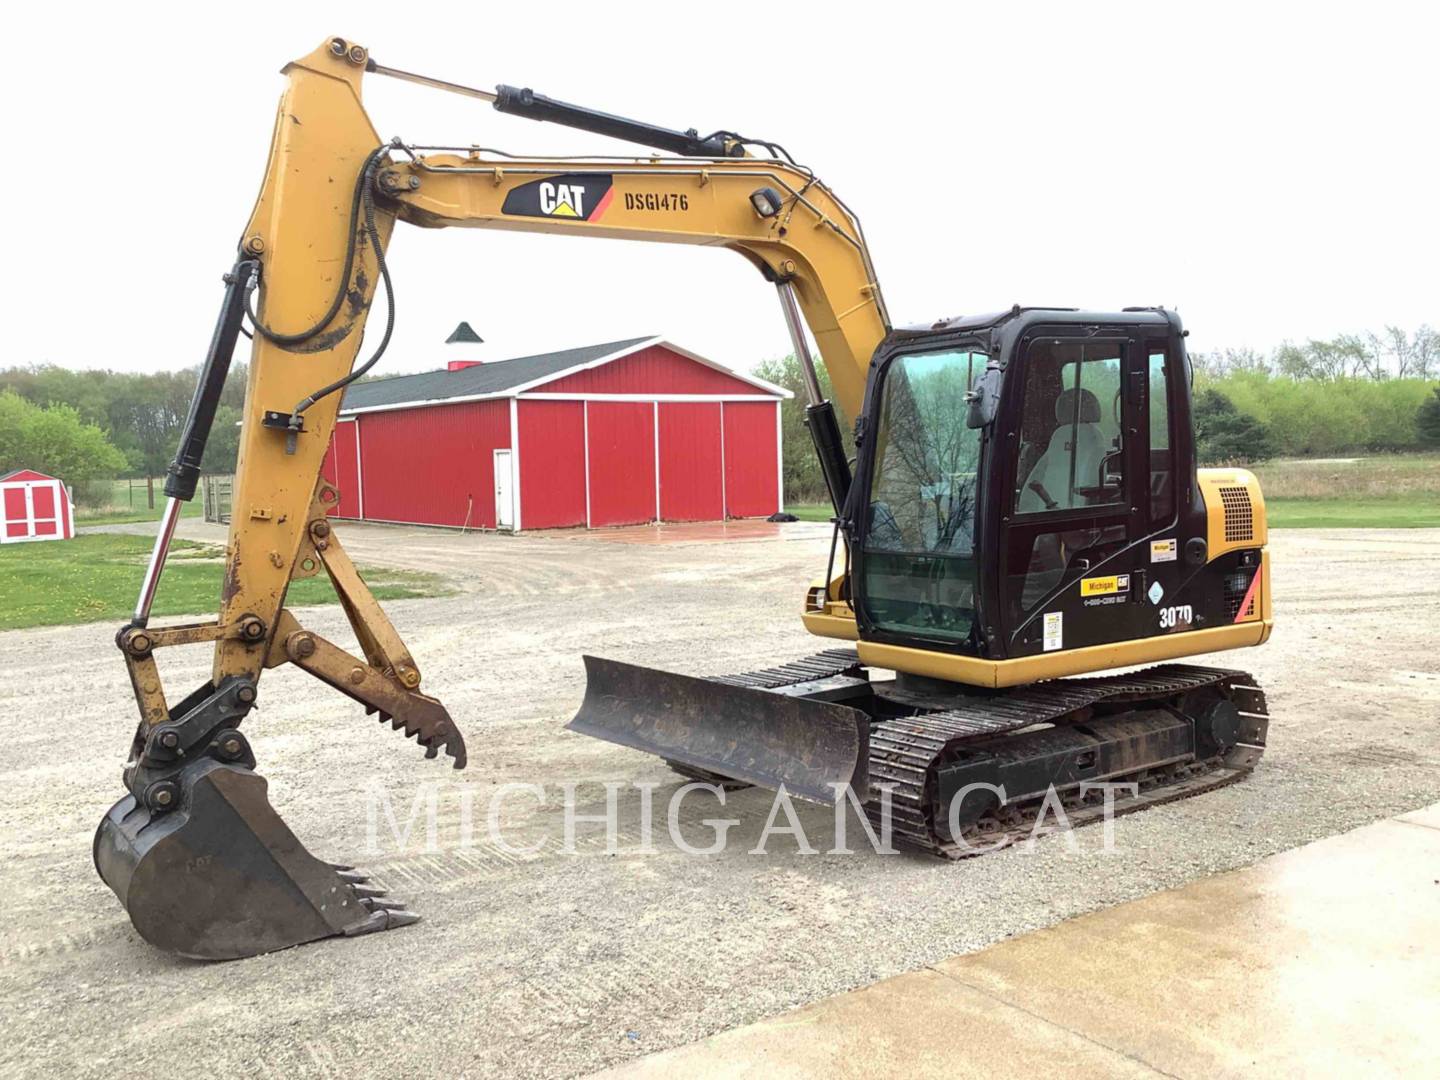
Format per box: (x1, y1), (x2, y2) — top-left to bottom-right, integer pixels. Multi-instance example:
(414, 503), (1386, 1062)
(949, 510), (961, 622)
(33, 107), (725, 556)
(502, 174), (614, 221)
(1080, 573), (1131, 607)
(1080, 574), (1130, 597)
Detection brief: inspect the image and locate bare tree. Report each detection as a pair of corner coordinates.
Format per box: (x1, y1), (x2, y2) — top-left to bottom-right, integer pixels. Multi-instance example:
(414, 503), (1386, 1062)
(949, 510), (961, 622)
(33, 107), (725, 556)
(1410, 326), (1438, 380)
(1277, 336), (1381, 380)
(1370, 327), (1414, 379)
(1189, 347), (1270, 377)
(1224, 346), (1270, 374)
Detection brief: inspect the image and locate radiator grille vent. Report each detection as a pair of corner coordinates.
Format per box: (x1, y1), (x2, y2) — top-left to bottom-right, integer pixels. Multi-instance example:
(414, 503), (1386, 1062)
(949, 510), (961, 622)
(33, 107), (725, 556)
(1219, 486), (1254, 543)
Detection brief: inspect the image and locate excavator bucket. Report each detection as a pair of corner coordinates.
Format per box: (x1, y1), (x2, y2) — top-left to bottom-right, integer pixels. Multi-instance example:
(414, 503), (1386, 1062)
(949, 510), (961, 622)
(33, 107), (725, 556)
(94, 756), (413, 960)
(567, 656), (870, 804)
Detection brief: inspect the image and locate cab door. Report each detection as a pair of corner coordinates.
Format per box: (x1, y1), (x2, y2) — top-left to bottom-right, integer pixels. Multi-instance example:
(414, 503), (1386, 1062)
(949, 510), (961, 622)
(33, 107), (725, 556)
(996, 330), (1160, 658)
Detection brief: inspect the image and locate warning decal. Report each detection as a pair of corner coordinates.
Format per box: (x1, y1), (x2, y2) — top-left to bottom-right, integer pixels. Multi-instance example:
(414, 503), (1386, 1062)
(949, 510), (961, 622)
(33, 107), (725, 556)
(1043, 612), (1063, 652)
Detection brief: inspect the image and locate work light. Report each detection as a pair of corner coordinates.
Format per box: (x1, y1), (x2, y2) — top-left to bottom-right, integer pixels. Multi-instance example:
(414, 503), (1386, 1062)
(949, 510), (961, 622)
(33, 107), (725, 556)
(750, 187), (784, 218)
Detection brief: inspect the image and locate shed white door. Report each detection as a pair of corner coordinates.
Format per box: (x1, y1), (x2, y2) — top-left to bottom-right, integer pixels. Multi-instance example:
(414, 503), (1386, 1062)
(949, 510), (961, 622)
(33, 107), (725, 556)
(493, 449), (515, 529)
(1, 477), (70, 543)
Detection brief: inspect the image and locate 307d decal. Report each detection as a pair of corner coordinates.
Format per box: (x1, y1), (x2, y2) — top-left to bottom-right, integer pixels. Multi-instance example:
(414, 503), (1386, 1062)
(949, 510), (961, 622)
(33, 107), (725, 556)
(502, 174), (614, 221)
(1158, 605), (1194, 630)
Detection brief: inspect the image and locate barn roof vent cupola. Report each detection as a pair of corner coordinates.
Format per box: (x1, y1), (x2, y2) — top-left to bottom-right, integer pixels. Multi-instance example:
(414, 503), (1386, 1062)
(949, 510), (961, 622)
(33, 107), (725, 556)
(445, 321), (486, 371)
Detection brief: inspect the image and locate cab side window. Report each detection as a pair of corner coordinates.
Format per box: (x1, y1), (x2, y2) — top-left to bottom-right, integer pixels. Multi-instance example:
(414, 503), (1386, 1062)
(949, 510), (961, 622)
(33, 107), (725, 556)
(1007, 340), (1128, 619)
(1014, 342), (1125, 514)
(1147, 346), (1175, 525)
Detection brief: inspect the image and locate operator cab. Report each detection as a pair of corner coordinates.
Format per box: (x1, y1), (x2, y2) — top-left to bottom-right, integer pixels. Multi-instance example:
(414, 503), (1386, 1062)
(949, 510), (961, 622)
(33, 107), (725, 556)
(849, 306), (1204, 664)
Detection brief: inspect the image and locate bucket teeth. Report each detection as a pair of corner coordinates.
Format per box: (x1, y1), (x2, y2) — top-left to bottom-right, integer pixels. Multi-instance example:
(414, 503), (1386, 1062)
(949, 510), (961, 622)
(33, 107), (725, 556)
(360, 897), (405, 912)
(343, 907), (421, 936)
(336, 870), (369, 884)
(352, 884), (387, 898)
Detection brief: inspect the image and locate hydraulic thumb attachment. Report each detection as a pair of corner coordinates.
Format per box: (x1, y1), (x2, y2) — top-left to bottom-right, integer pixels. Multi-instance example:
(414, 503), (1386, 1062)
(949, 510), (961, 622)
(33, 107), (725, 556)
(96, 495), (466, 959)
(95, 260), (466, 959)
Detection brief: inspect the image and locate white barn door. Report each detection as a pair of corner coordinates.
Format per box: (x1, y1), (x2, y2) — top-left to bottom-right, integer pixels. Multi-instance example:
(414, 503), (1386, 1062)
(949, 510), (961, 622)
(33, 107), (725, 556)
(493, 449), (515, 530)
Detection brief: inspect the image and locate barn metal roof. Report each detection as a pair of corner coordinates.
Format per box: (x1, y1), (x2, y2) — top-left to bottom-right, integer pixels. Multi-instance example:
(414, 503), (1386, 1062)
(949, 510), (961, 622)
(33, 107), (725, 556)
(338, 336), (788, 415)
(340, 337), (654, 412)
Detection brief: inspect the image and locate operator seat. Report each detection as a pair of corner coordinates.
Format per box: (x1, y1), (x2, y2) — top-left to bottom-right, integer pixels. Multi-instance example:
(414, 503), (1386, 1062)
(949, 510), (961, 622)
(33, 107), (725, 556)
(1017, 387), (1106, 512)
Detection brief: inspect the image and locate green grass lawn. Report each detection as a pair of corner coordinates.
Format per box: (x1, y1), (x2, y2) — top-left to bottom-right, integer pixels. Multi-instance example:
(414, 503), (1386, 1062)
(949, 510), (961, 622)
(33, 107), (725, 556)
(787, 493), (1439, 530)
(75, 479), (205, 526)
(1264, 496), (1440, 529)
(784, 504), (836, 522)
(75, 501), (204, 526)
(0, 534), (451, 631)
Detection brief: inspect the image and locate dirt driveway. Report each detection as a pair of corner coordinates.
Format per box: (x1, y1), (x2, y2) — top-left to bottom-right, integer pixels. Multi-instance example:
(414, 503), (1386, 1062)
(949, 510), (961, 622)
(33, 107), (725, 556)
(3, 522), (1437, 1078)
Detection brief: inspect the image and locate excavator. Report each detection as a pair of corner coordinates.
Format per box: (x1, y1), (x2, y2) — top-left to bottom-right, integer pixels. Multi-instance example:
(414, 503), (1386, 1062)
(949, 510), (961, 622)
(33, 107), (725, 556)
(94, 37), (1273, 960)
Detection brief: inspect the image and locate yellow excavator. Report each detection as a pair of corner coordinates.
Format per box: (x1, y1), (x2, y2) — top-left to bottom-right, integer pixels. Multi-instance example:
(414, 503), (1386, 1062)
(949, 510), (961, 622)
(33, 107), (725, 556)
(95, 38), (1273, 959)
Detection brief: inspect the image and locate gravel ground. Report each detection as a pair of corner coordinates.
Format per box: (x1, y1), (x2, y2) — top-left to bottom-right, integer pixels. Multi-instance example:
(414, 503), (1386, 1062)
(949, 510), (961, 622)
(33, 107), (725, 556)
(2, 521), (1438, 1079)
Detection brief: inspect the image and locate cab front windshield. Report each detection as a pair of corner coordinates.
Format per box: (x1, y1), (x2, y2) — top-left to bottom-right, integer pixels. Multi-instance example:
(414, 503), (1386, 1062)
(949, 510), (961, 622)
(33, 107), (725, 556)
(860, 347), (984, 643)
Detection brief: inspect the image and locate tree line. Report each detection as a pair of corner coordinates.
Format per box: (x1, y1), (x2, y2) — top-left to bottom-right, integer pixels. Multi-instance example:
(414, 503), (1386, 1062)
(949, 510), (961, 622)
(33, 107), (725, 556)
(2, 325), (1436, 508)
(1189, 327), (1439, 461)
(0, 364), (247, 503)
(761, 326), (1440, 502)
(1191, 325), (1438, 381)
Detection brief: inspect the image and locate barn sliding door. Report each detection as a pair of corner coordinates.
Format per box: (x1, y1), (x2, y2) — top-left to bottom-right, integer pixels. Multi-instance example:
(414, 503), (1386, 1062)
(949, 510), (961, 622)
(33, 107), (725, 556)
(722, 401), (781, 518)
(586, 401), (657, 527)
(658, 402), (724, 521)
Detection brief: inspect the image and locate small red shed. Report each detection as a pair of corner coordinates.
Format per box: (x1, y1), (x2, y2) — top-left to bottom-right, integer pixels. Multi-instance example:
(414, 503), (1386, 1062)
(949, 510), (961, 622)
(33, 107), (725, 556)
(322, 334), (790, 531)
(1, 469), (76, 543)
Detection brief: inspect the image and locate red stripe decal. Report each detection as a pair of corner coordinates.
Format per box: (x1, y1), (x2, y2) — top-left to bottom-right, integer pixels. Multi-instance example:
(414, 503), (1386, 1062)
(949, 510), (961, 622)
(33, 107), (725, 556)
(1234, 567), (1261, 622)
(590, 186), (614, 221)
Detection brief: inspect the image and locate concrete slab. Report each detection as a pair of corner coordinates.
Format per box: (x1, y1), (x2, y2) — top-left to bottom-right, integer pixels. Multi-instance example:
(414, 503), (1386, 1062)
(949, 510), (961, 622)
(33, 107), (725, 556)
(593, 966), (1164, 1079)
(1397, 803), (1440, 831)
(596, 805), (1440, 1078)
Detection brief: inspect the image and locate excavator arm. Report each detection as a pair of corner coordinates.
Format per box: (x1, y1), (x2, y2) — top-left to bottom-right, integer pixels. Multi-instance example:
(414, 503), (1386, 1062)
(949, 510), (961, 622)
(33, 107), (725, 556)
(95, 36), (890, 960)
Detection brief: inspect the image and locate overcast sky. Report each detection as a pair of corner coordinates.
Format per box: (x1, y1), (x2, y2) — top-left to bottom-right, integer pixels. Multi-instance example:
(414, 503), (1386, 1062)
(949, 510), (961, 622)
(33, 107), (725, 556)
(5, 2), (1435, 377)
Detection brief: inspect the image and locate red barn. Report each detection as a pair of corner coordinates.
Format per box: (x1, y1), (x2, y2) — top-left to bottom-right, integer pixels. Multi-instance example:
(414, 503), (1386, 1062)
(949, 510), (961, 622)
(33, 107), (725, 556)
(1, 468), (76, 543)
(321, 335), (790, 531)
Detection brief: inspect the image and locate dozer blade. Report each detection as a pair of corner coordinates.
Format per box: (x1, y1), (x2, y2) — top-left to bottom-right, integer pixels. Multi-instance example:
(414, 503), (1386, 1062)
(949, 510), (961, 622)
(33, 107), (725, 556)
(94, 756), (414, 960)
(567, 655), (869, 804)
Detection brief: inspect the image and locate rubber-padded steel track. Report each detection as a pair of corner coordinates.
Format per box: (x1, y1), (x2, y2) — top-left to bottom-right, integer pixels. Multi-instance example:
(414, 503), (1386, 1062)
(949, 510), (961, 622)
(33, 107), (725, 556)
(865, 664), (1268, 857)
(711, 648), (866, 690)
(703, 651), (1269, 859)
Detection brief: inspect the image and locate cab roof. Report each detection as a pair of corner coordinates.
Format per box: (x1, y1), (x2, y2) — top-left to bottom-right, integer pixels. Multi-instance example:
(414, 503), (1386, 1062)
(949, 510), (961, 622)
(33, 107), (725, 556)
(897, 305), (1180, 339)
